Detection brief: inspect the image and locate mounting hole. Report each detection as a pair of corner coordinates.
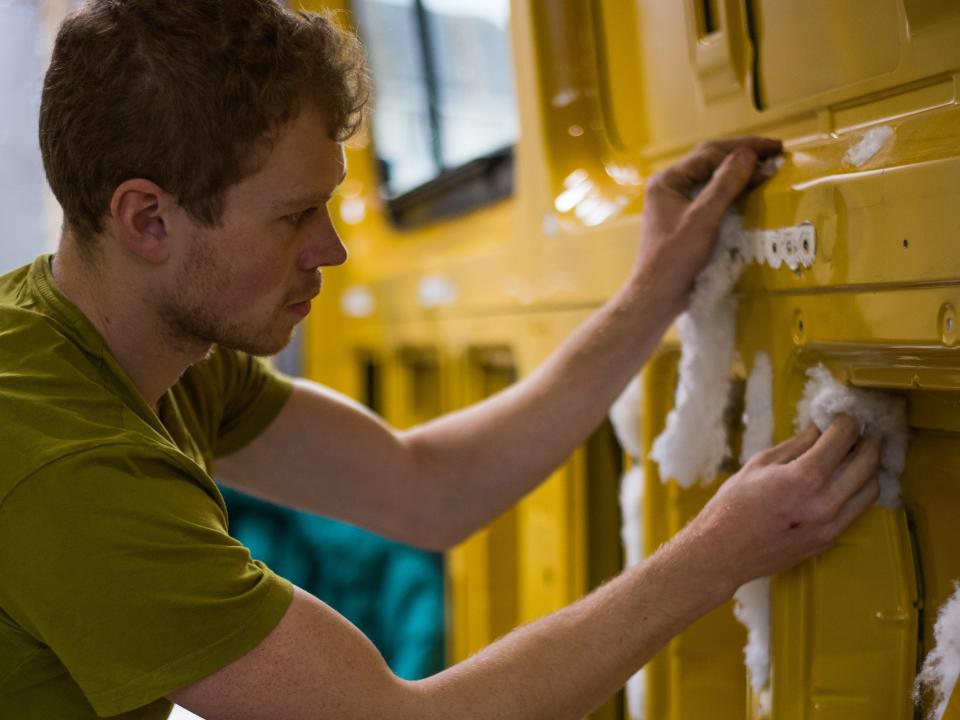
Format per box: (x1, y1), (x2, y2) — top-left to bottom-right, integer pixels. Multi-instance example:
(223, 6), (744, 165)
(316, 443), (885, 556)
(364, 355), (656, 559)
(903, 238), (909, 248)
(772, 242), (778, 253)
(792, 309), (806, 345)
(802, 240), (809, 251)
(939, 304), (957, 347)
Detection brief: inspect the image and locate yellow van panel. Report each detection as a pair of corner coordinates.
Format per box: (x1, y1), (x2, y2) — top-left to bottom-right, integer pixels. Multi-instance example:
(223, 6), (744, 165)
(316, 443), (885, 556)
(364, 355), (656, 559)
(641, 351), (748, 720)
(296, 1), (960, 717)
(752, 0), (902, 108)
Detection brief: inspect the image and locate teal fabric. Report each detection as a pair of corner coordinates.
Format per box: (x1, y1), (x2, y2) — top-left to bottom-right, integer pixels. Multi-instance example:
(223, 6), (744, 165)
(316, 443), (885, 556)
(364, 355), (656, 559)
(219, 486), (445, 680)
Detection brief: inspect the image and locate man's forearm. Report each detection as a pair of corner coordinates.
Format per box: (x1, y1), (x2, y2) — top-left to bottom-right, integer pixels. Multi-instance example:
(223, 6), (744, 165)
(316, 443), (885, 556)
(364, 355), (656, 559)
(406, 522), (732, 719)
(400, 272), (678, 546)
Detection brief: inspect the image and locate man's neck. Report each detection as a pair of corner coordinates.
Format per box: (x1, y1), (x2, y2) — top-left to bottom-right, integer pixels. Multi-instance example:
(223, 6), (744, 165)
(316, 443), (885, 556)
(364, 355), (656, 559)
(51, 237), (211, 412)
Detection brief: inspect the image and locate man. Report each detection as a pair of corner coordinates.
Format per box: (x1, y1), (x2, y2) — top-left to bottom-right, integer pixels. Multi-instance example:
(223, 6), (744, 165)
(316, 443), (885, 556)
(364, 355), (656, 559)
(0, 1), (882, 718)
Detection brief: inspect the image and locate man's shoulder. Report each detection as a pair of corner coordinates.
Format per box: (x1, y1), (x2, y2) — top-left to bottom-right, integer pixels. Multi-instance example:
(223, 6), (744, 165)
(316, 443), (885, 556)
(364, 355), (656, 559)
(0, 334), (185, 511)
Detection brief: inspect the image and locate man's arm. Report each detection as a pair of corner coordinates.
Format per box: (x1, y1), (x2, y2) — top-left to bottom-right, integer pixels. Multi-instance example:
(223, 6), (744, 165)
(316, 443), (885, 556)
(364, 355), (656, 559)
(216, 138), (782, 549)
(175, 418), (882, 719)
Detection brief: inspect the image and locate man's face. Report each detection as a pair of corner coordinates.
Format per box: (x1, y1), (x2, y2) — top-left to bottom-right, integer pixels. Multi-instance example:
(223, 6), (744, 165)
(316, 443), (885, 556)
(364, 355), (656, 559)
(160, 105), (348, 357)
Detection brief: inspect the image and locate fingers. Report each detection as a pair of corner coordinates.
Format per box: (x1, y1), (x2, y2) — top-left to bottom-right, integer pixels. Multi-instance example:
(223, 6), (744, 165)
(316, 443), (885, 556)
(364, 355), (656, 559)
(826, 470), (881, 539)
(755, 423), (820, 465)
(656, 137), (783, 197)
(687, 148), (759, 230)
(826, 434), (882, 509)
(700, 136), (784, 157)
(794, 415), (860, 483)
(657, 146), (729, 192)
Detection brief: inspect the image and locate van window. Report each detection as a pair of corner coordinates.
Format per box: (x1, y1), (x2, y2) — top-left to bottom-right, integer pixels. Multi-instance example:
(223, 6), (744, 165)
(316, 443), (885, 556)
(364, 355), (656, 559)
(351, 0), (517, 223)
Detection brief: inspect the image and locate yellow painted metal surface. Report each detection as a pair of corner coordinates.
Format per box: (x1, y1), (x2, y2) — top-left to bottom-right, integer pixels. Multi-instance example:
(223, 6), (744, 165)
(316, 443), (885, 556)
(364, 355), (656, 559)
(296, 0), (960, 717)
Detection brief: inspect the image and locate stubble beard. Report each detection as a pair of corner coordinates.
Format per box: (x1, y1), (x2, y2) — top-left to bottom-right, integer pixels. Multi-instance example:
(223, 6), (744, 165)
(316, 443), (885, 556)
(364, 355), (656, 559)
(160, 237), (297, 359)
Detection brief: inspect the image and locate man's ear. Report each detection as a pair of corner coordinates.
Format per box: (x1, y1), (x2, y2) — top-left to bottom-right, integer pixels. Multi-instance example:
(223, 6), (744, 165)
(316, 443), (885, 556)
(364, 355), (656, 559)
(109, 179), (174, 264)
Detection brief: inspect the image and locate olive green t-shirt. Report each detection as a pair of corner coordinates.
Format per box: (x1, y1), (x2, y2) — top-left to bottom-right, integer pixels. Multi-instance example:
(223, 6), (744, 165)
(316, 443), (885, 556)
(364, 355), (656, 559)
(0, 256), (296, 718)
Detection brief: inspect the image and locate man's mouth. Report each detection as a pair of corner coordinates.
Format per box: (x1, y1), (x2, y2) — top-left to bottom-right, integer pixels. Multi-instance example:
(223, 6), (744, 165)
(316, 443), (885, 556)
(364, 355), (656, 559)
(286, 287), (320, 317)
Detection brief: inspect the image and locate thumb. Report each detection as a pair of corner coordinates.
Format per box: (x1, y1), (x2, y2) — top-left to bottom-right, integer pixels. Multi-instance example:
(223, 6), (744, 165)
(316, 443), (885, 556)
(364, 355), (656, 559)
(688, 147), (756, 232)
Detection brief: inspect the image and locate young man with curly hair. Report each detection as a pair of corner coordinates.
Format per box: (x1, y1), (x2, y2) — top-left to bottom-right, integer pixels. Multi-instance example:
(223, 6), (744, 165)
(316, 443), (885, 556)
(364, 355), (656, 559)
(0, 1), (880, 718)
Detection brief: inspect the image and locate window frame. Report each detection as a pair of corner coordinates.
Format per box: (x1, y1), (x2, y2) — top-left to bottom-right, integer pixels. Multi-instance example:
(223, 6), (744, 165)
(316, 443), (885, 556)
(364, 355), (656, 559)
(351, 0), (517, 229)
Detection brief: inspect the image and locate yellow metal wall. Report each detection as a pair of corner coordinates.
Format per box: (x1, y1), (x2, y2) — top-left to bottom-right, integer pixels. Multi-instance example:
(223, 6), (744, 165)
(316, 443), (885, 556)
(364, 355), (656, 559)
(297, 1), (960, 717)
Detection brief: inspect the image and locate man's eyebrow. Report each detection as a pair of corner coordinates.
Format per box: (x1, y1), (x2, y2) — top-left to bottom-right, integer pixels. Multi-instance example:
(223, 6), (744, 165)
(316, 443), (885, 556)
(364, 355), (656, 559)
(274, 171), (347, 213)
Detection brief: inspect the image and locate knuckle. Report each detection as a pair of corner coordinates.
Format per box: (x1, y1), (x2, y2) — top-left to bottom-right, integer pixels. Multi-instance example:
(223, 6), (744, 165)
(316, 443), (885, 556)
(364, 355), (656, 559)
(744, 451), (769, 470)
(791, 459), (824, 489)
(806, 465), (829, 488)
(834, 413), (859, 435)
(814, 524), (837, 547)
(805, 497), (834, 524)
(645, 172), (669, 196)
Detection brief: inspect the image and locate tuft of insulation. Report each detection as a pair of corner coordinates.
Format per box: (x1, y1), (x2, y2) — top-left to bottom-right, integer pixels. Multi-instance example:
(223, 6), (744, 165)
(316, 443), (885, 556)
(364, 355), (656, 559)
(610, 375), (645, 461)
(733, 577), (773, 716)
(794, 364), (908, 508)
(609, 375), (647, 720)
(649, 210), (749, 487)
(916, 582), (960, 720)
(741, 352), (774, 465)
(620, 465), (646, 719)
(844, 126), (894, 167)
(734, 353), (775, 715)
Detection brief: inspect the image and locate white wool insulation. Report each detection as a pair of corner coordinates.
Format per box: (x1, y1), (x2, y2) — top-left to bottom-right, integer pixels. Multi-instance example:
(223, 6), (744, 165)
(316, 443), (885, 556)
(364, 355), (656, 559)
(649, 156), (810, 488)
(609, 375), (647, 720)
(734, 353), (775, 716)
(844, 126), (894, 167)
(610, 375), (644, 462)
(649, 210), (749, 488)
(740, 352), (775, 465)
(794, 364), (908, 508)
(916, 582), (960, 720)
(733, 577), (773, 715)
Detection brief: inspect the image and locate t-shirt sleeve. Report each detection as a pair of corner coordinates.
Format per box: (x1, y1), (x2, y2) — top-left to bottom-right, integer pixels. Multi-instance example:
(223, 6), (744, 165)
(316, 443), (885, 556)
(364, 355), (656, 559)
(0, 448), (294, 717)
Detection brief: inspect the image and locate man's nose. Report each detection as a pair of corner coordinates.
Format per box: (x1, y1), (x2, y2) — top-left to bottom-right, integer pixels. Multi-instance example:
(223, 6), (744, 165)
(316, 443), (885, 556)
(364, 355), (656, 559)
(298, 214), (348, 270)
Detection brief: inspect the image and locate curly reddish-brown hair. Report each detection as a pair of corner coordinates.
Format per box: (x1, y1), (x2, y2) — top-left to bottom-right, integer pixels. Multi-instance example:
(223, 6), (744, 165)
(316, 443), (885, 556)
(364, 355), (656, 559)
(40, 0), (370, 247)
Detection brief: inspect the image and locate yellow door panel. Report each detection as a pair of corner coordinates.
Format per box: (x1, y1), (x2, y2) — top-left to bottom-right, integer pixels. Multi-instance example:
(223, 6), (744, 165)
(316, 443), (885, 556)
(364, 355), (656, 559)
(641, 351), (749, 720)
(517, 463), (586, 623)
(752, 0), (902, 108)
(447, 512), (520, 661)
(447, 348), (520, 663)
(297, 1), (960, 717)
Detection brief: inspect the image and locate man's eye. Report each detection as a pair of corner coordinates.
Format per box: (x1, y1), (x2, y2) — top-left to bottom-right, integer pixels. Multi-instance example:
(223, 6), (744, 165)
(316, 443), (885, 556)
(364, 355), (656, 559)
(288, 207), (317, 225)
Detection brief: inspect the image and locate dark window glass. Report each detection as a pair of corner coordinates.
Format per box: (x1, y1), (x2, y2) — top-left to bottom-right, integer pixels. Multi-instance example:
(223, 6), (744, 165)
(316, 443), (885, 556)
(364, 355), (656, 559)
(352, 0), (517, 200)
